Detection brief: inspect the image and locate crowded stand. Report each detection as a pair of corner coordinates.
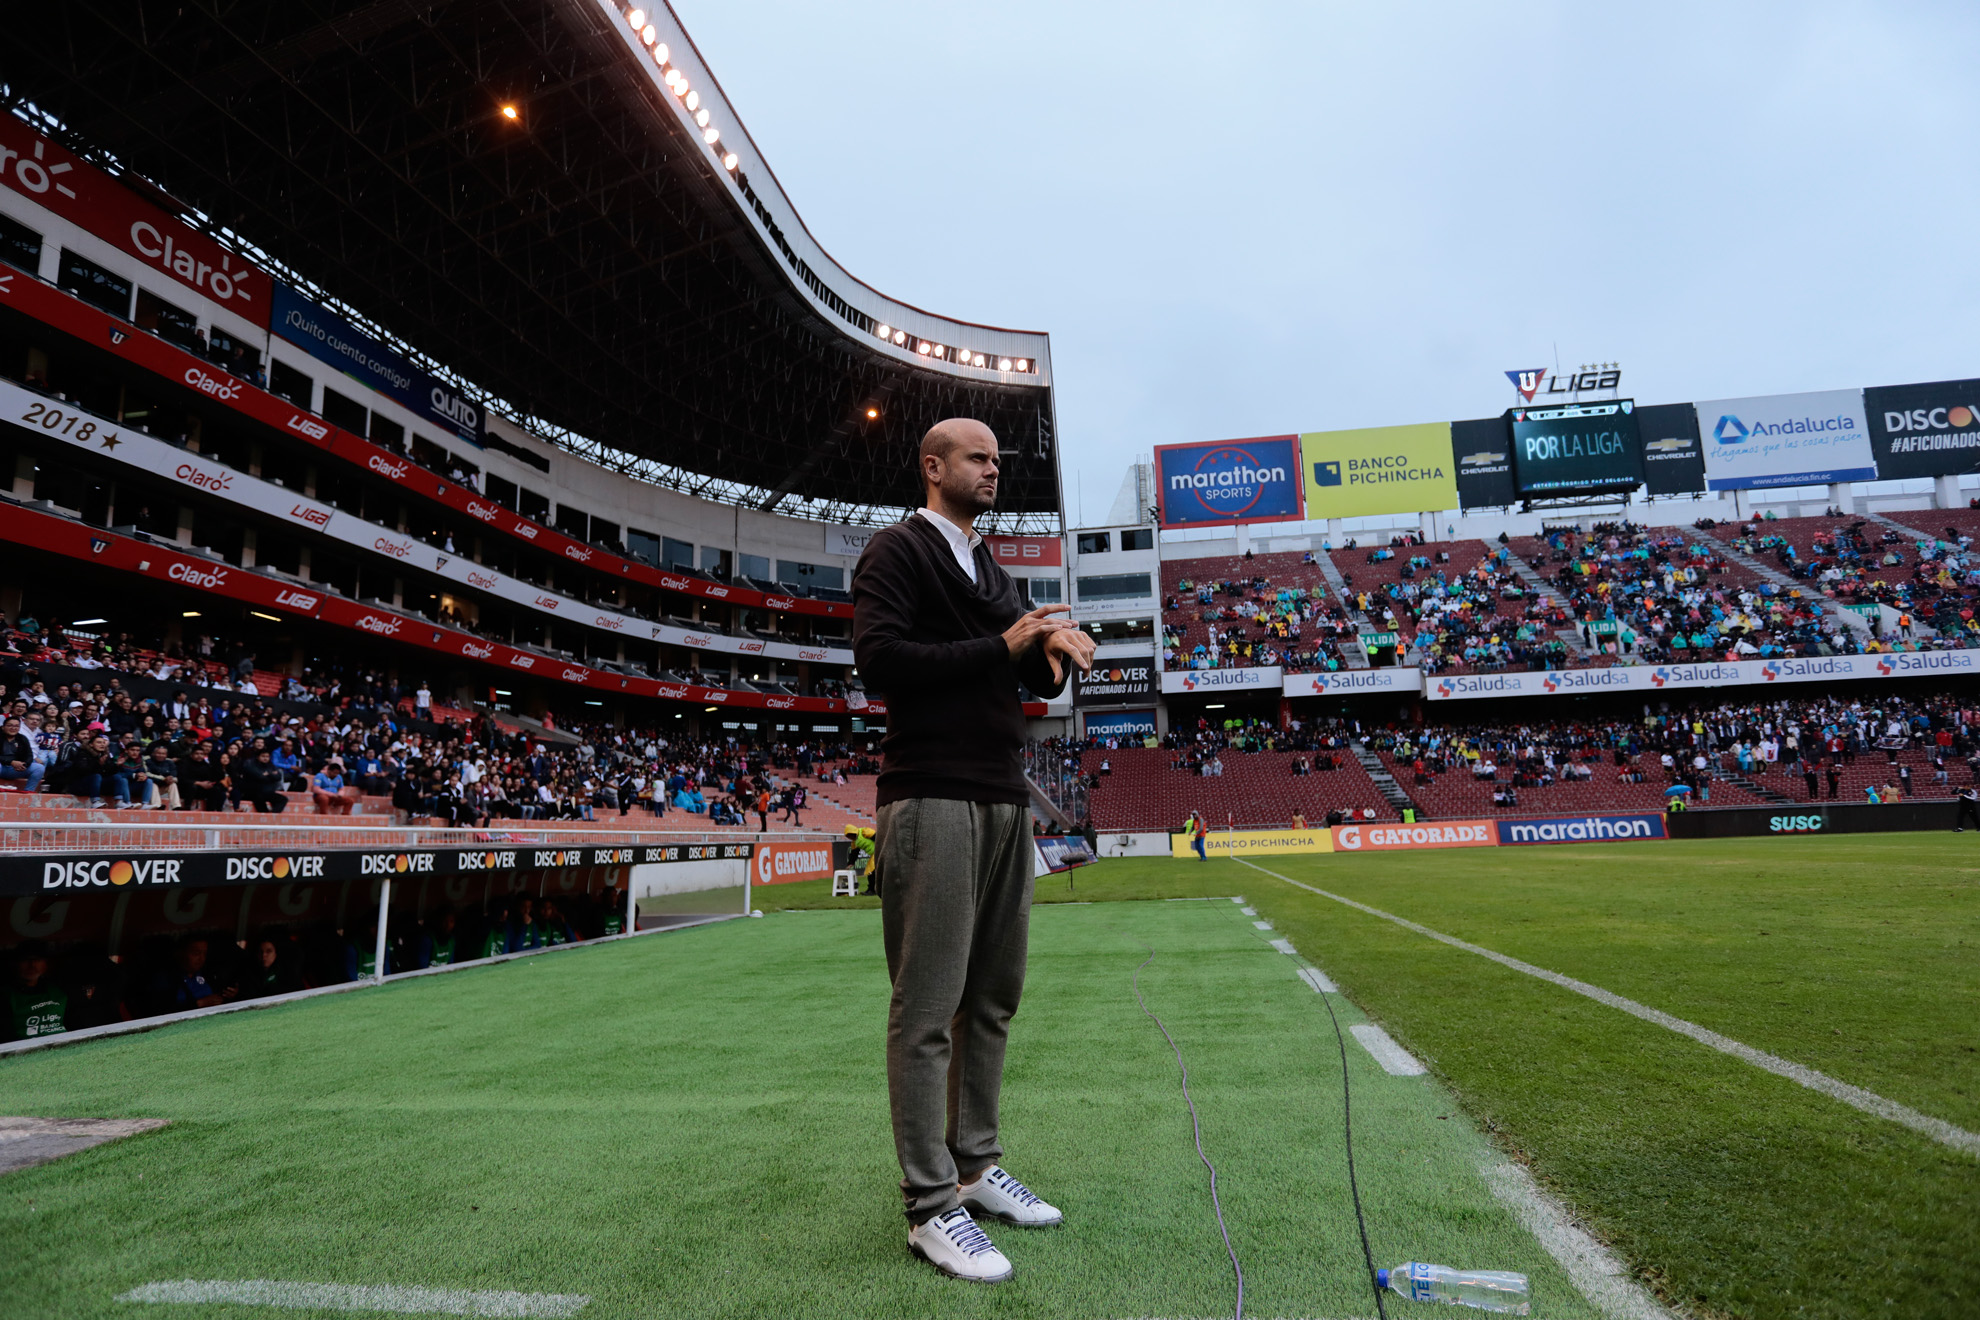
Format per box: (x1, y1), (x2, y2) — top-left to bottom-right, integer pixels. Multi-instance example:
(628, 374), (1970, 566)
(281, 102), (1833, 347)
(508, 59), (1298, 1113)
(1703, 516), (1980, 648)
(1334, 538), (1581, 674)
(1159, 552), (1354, 673)
(1073, 716), (1400, 830)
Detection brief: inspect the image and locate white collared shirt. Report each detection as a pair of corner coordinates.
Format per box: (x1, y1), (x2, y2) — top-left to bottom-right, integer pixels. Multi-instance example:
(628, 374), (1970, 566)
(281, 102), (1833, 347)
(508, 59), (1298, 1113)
(915, 507), (980, 584)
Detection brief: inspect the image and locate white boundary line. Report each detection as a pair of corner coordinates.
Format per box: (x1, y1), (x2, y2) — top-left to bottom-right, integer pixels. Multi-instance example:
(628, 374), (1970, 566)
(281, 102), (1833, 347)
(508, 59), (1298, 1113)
(117, 1279), (588, 1315)
(1348, 1023), (1426, 1076)
(1480, 1161), (1672, 1320)
(1235, 859), (1980, 1158)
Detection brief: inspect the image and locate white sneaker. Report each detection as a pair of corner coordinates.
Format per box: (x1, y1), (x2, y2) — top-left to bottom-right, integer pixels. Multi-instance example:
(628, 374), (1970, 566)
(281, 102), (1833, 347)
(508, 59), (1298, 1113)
(960, 1166), (1063, 1227)
(907, 1206), (1013, 1283)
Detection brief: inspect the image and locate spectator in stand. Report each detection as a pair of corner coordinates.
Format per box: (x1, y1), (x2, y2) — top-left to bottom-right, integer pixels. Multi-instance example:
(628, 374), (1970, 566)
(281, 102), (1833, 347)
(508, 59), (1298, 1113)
(58, 732), (115, 807)
(311, 758), (357, 814)
(0, 715), (44, 792)
(179, 742), (227, 811)
(4, 939), (66, 1041)
(236, 747), (288, 814)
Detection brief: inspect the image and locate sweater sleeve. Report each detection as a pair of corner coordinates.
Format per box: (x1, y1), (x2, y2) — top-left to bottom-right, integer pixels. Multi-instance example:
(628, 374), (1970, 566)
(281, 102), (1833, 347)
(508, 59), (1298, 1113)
(1015, 631), (1069, 700)
(852, 531), (1007, 690)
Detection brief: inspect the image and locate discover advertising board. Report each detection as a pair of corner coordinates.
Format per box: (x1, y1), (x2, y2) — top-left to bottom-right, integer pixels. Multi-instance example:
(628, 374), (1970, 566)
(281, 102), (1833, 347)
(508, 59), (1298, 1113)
(1510, 400), (1643, 494)
(1301, 423), (1458, 520)
(1862, 378), (1980, 480)
(1073, 662), (1155, 706)
(1695, 388), (1875, 490)
(1496, 814), (1667, 845)
(1154, 437), (1304, 529)
(1332, 820), (1495, 852)
(1160, 666), (1284, 695)
(270, 283), (483, 445)
(1169, 827), (1334, 859)
(1283, 668), (1423, 698)
(1082, 708), (1157, 738)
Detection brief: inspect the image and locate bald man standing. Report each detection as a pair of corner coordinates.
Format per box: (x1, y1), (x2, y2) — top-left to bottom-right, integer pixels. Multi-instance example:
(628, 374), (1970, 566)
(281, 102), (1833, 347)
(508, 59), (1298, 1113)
(852, 419), (1095, 1283)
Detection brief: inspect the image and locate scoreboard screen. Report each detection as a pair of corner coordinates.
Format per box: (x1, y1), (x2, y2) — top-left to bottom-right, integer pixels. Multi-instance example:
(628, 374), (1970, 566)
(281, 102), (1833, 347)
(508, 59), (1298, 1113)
(1510, 399), (1643, 495)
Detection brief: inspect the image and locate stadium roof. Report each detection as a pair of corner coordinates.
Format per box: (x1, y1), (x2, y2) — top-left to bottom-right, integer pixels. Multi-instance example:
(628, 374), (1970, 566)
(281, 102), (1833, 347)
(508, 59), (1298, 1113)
(0, 0), (1063, 531)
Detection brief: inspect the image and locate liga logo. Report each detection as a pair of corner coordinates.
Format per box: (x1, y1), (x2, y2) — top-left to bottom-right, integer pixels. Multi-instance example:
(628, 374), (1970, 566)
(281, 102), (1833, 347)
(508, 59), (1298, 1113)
(43, 857), (183, 888)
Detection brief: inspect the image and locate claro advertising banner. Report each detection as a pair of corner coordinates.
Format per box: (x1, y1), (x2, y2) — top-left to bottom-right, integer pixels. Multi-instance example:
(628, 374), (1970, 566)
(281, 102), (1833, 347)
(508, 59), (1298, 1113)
(1154, 437), (1304, 529)
(1695, 389), (1875, 490)
(1300, 423), (1458, 519)
(270, 283), (483, 445)
(1862, 378), (1980, 480)
(0, 115), (272, 327)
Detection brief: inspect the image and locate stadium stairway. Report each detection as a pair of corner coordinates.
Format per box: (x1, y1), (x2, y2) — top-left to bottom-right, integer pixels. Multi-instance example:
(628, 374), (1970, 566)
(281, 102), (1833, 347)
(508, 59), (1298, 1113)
(1868, 510), (1937, 542)
(1498, 542), (1602, 660)
(1307, 554), (1372, 668)
(1349, 740), (1420, 816)
(1699, 525), (1876, 642)
(1086, 746), (1399, 832)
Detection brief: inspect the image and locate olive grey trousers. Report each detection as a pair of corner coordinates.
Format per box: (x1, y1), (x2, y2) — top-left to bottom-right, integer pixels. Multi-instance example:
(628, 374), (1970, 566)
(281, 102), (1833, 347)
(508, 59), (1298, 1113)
(875, 797), (1034, 1225)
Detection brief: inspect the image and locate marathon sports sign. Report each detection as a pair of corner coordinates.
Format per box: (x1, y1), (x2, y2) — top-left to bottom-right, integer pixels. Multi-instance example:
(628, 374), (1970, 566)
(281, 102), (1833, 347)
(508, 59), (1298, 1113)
(0, 840), (753, 898)
(1496, 813), (1667, 846)
(1153, 437), (1305, 529)
(1160, 666), (1284, 694)
(0, 506), (870, 718)
(0, 378), (852, 668)
(1282, 668), (1422, 698)
(1862, 378), (1980, 480)
(1080, 708), (1156, 738)
(1424, 651), (1977, 701)
(0, 116), (272, 326)
(0, 266), (851, 623)
(1073, 662), (1155, 706)
(270, 283), (482, 445)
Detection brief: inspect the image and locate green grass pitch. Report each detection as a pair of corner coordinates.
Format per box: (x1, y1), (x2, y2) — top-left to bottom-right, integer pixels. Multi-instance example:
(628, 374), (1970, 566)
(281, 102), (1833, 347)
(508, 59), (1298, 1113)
(0, 834), (1974, 1319)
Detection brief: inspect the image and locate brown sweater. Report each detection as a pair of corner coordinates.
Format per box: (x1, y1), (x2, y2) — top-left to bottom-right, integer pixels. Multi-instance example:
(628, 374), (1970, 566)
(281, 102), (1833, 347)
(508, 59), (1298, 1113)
(851, 514), (1066, 807)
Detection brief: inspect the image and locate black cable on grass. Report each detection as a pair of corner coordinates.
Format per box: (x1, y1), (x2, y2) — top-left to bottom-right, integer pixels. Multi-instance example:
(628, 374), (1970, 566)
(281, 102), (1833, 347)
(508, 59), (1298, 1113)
(1216, 893), (1388, 1320)
(1131, 942), (1245, 1320)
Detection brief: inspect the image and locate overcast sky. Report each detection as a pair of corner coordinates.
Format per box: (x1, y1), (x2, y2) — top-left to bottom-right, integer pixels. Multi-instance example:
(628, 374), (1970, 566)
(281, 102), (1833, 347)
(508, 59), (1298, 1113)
(669, 1), (1980, 524)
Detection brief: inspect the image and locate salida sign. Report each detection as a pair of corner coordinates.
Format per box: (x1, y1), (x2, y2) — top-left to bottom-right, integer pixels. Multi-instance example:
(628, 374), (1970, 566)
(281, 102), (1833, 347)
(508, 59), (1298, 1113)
(0, 116), (270, 325)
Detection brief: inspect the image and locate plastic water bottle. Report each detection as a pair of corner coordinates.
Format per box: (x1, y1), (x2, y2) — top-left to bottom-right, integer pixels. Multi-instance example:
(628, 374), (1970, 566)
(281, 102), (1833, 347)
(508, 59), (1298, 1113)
(1378, 1262), (1530, 1314)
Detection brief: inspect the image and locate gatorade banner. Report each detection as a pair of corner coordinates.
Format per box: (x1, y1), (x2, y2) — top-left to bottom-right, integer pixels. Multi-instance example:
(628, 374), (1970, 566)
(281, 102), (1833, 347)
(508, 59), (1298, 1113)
(1301, 423), (1458, 519)
(1331, 820), (1495, 851)
(1154, 437), (1304, 528)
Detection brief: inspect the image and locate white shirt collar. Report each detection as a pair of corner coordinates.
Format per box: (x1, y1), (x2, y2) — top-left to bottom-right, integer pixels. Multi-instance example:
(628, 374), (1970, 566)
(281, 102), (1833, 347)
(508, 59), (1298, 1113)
(915, 507), (980, 583)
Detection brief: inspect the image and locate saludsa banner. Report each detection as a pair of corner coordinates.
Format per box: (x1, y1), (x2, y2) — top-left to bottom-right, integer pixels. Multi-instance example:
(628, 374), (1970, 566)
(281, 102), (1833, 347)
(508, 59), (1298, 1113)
(1424, 651), (1976, 701)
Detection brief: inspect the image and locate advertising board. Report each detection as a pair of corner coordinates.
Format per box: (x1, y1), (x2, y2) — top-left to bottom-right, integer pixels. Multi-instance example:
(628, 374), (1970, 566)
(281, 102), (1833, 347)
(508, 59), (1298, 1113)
(1154, 437), (1304, 529)
(1495, 814), (1667, 845)
(1636, 402), (1707, 496)
(1283, 668), (1422, 698)
(1862, 378), (1980, 480)
(1160, 666), (1284, 694)
(986, 534), (1064, 568)
(1081, 708), (1157, 738)
(0, 115), (272, 327)
(1301, 422), (1458, 519)
(1663, 801), (1957, 838)
(1695, 389), (1875, 490)
(1035, 836), (1097, 873)
(1074, 661), (1155, 706)
(1424, 651), (1978, 701)
(751, 841), (837, 886)
(1451, 417), (1517, 509)
(1332, 820), (1495, 852)
(1510, 399), (1643, 494)
(270, 283), (483, 445)
(1169, 827), (1334, 859)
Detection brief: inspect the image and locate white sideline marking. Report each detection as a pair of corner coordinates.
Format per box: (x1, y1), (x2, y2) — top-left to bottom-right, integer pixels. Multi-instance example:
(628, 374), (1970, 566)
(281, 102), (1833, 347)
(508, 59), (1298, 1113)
(1240, 906), (1258, 915)
(1253, 920), (1274, 930)
(1269, 937), (1298, 955)
(1349, 1023), (1427, 1075)
(1482, 1161), (1673, 1320)
(117, 1280), (589, 1316)
(1236, 859), (1980, 1158)
(1298, 966), (1339, 994)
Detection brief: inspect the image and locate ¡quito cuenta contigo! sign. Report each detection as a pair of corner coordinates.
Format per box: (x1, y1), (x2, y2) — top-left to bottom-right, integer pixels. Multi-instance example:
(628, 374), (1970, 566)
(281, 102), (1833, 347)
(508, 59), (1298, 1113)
(1, 842), (756, 898)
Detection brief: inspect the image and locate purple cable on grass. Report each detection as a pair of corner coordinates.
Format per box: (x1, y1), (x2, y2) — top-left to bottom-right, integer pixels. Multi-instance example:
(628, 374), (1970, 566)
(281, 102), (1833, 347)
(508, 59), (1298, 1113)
(1132, 943), (1245, 1320)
